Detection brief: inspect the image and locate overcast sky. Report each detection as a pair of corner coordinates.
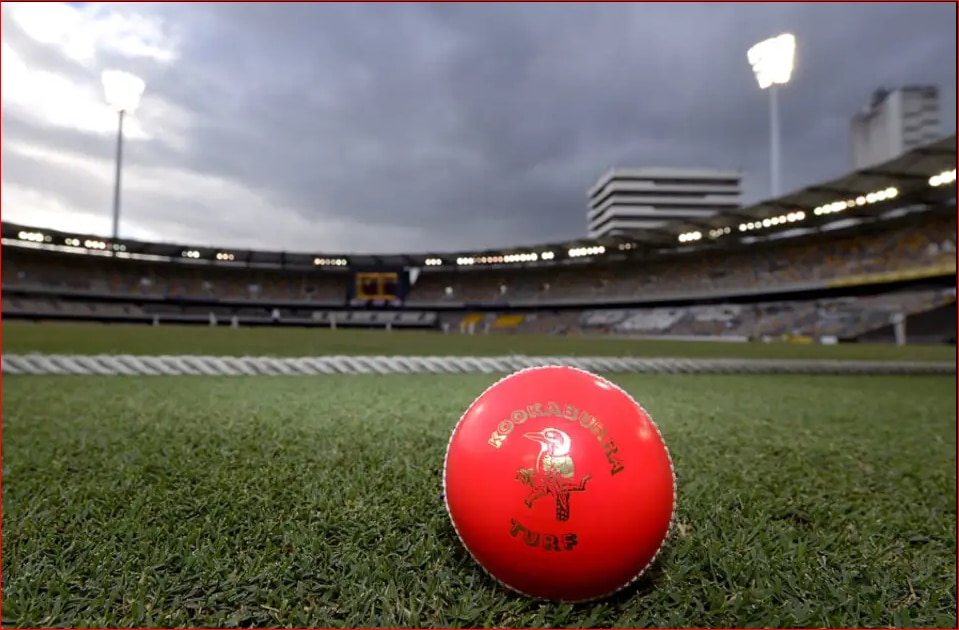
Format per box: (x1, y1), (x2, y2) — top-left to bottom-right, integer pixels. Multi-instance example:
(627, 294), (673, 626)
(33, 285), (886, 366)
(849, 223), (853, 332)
(2, 2), (955, 254)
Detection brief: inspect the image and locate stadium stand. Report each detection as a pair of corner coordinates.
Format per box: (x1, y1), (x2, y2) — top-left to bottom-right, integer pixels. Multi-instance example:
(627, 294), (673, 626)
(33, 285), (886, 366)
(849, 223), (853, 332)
(3, 209), (954, 304)
(3, 197), (955, 345)
(408, 211), (956, 303)
(2, 252), (350, 302)
(574, 287), (957, 342)
(441, 286), (954, 342)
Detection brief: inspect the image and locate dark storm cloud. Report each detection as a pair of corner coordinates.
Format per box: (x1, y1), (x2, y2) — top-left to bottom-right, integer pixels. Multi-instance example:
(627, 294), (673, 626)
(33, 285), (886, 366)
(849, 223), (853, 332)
(2, 2), (955, 253)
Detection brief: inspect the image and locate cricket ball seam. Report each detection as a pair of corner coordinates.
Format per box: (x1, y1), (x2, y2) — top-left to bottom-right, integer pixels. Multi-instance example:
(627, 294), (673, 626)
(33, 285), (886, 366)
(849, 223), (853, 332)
(442, 364), (678, 604)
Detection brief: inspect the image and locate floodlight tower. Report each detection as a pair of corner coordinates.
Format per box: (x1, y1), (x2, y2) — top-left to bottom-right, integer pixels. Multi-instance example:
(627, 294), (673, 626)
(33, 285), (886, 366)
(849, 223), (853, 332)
(101, 69), (146, 240)
(747, 33), (796, 199)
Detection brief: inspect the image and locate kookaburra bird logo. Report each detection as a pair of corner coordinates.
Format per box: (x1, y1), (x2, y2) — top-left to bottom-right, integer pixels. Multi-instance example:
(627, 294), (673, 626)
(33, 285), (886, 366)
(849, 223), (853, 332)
(515, 428), (591, 522)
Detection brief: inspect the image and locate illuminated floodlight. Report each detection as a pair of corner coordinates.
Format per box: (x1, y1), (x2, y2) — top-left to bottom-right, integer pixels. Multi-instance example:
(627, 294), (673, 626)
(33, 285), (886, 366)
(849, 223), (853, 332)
(737, 210), (808, 233)
(747, 33), (796, 90)
(567, 245), (606, 258)
(812, 186), (898, 216)
(101, 70), (147, 241)
(747, 33), (797, 199)
(929, 168), (957, 187)
(102, 70), (146, 113)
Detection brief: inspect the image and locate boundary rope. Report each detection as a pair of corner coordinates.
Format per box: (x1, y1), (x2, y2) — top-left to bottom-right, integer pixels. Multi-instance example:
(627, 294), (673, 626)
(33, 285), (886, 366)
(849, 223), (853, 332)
(2, 354), (954, 376)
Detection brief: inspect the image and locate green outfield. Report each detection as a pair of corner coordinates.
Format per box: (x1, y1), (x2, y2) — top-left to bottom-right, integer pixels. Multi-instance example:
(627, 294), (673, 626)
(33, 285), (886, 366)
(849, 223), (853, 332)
(2, 321), (957, 361)
(2, 323), (957, 627)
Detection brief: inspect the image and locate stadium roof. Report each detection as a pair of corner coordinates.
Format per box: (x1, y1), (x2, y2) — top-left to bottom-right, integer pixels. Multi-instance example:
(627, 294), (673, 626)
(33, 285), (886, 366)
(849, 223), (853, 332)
(2, 135), (955, 269)
(662, 133), (956, 242)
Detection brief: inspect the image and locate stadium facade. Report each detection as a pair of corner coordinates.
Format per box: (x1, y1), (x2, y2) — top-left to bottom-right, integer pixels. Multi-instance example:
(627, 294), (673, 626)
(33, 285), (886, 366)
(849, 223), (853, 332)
(585, 167), (742, 239)
(849, 85), (941, 170)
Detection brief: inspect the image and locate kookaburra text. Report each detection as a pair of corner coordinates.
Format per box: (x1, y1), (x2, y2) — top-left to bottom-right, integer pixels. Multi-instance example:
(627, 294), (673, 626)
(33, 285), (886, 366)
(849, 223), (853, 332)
(487, 402), (625, 476)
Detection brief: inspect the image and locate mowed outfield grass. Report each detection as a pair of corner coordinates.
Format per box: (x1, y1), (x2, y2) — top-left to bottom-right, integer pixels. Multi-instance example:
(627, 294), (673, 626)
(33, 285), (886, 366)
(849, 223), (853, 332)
(2, 373), (956, 627)
(2, 321), (957, 362)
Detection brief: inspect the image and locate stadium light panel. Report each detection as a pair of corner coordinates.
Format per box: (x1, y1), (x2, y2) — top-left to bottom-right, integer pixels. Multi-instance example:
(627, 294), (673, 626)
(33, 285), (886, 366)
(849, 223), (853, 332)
(567, 246), (605, 258)
(503, 252), (539, 264)
(747, 34), (796, 90)
(313, 257), (348, 266)
(929, 169), (957, 187)
(812, 186), (897, 216)
(737, 210), (806, 233)
(17, 230), (46, 243)
(707, 226), (732, 240)
(102, 70), (146, 114)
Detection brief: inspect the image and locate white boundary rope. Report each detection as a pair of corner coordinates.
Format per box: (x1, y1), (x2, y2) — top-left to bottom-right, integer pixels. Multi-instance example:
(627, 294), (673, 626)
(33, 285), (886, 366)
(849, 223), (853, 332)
(2, 354), (954, 376)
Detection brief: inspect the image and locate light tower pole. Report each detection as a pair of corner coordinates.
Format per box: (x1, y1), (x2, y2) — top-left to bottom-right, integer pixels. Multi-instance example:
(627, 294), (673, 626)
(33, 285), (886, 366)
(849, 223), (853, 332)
(101, 69), (146, 240)
(747, 33), (796, 199)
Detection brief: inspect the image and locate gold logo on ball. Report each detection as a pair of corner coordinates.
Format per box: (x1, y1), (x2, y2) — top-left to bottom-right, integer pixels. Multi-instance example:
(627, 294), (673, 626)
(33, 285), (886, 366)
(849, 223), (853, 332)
(515, 428), (591, 522)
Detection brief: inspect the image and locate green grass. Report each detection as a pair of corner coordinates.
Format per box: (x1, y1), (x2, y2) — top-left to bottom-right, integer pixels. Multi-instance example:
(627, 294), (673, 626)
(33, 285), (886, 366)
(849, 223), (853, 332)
(2, 321), (956, 362)
(3, 373), (956, 627)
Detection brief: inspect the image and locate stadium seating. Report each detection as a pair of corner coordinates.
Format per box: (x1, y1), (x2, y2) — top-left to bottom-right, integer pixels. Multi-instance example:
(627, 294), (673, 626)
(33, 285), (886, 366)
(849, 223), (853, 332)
(3, 206), (955, 344)
(515, 311), (581, 336)
(4, 210), (954, 305)
(617, 309), (686, 333)
(408, 211), (956, 303)
(566, 287), (955, 341)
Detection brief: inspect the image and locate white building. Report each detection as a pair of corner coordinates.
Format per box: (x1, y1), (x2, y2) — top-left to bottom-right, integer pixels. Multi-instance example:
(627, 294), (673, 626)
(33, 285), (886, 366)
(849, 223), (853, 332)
(586, 167), (743, 239)
(849, 86), (941, 171)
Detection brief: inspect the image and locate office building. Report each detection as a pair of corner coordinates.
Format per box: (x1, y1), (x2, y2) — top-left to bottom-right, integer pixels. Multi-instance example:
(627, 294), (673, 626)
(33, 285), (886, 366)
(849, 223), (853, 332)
(586, 167), (742, 239)
(849, 86), (941, 170)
